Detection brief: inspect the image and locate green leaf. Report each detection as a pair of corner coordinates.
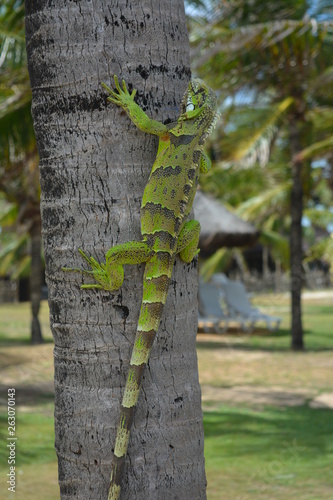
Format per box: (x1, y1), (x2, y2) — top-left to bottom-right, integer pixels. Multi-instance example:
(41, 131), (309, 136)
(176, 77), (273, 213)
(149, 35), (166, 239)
(0, 201), (18, 226)
(200, 248), (234, 281)
(304, 207), (333, 229)
(222, 98), (294, 166)
(235, 182), (291, 220)
(294, 136), (333, 162)
(259, 229), (290, 267)
(11, 254), (31, 279)
(306, 236), (333, 266)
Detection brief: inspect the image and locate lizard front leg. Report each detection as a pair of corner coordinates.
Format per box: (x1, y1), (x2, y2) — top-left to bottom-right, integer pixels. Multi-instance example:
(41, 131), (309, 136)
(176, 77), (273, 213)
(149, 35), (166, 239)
(102, 76), (169, 137)
(176, 219), (201, 263)
(63, 241), (152, 291)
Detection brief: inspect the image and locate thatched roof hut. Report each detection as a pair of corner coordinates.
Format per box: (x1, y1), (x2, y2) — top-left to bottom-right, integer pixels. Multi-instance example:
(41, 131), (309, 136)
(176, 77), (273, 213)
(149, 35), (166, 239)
(193, 190), (260, 256)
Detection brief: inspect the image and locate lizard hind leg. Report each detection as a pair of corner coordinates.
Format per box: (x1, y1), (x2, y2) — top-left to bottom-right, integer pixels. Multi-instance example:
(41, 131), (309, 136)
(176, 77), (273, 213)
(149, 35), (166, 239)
(105, 240), (152, 291)
(63, 241), (152, 292)
(63, 248), (124, 291)
(177, 219), (201, 264)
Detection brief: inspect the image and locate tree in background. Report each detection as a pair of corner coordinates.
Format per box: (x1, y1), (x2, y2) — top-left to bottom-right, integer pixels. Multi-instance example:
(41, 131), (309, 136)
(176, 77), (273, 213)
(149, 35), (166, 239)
(188, 0), (333, 350)
(0, 0), (43, 343)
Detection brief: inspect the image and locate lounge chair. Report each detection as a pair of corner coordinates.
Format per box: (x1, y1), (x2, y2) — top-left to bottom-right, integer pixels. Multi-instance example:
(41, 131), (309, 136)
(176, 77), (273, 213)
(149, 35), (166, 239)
(212, 275), (281, 332)
(198, 281), (248, 333)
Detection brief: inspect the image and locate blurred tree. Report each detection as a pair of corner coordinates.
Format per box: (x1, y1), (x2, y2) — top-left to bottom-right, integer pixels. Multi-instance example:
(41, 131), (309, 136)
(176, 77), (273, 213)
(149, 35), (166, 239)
(188, 0), (333, 350)
(0, 0), (43, 343)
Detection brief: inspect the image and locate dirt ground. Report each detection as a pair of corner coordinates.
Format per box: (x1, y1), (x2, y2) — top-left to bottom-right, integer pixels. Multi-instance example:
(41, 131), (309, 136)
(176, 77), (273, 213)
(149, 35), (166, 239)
(2, 335), (332, 414)
(201, 383), (333, 409)
(197, 333), (333, 410)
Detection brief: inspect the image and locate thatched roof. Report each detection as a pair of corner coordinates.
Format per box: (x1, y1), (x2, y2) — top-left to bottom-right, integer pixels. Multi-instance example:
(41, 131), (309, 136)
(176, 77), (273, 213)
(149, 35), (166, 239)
(193, 190), (260, 256)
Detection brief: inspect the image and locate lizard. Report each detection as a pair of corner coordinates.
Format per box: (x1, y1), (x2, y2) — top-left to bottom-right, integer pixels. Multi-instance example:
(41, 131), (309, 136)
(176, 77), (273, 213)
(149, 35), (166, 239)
(64, 74), (218, 499)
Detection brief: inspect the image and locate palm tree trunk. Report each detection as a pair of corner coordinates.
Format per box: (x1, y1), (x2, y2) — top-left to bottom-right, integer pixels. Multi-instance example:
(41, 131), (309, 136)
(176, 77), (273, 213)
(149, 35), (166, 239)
(26, 1), (206, 498)
(289, 117), (305, 350)
(30, 220), (43, 344)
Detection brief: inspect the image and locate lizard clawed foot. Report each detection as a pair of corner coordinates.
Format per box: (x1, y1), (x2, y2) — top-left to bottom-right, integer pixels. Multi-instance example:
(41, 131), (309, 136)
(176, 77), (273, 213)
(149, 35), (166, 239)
(101, 75), (137, 109)
(62, 249), (124, 291)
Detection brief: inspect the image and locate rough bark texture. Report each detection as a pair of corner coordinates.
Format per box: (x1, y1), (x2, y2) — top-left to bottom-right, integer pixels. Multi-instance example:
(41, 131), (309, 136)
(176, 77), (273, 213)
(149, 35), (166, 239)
(25, 1), (206, 498)
(30, 220), (43, 344)
(289, 115), (305, 351)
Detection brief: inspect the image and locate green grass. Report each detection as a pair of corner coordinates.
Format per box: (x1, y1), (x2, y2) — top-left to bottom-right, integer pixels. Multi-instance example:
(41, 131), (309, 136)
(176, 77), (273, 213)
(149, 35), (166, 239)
(0, 411), (56, 466)
(0, 404), (57, 499)
(1, 296), (333, 499)
(245, 303), (333, 351)
(0, 302), (57, 499)
(201, 297), (333, 352)
(204, 405), (333, 499)
(0, 301), (53, 345)
(199, 292), (333, 498)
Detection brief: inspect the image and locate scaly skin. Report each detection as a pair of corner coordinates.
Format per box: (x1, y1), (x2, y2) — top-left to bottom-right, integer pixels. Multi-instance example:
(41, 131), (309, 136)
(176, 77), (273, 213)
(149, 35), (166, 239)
(64, 75), (218, 499)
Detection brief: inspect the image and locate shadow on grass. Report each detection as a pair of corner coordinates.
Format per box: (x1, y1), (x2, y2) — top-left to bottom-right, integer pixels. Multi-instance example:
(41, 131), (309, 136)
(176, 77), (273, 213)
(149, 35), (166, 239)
(0, 335), (54, 346)
(197, 327), (333, 353)
(203, 404), (333, 460)
(304, 306), (333, 315)
(0, 383), (54, 408)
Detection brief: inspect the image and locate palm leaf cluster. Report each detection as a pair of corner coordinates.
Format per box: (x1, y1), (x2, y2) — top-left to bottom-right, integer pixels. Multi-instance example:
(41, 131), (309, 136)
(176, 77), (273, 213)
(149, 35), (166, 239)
(0, 0), (39, 280)
(188, 0), (333, 272)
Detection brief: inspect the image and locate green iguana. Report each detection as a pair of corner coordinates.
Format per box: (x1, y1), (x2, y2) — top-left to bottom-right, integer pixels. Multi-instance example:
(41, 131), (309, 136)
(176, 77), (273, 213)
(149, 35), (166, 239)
(64, 75), (218, 499)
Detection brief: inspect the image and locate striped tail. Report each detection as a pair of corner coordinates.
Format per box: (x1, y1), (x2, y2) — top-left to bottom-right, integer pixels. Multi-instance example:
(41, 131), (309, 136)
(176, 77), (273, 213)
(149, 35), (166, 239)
(108, 252), (173, 500)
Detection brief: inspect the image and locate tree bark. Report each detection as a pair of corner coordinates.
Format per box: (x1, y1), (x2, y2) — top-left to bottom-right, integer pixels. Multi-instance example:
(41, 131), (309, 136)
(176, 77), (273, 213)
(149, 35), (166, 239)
(289, 116), (305, 350)
(26, 1), (206, 498)
(29, 219), (43, 344)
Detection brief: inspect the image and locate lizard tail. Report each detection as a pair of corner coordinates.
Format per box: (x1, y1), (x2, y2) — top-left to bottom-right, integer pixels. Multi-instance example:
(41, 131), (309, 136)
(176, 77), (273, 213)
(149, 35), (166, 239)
(108, 252), (173, 500)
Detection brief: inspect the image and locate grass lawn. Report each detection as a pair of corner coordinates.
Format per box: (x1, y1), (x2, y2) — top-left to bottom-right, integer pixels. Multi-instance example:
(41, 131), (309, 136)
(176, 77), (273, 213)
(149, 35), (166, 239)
(0, 293), (333, 499)
(204, 405), (333, 499)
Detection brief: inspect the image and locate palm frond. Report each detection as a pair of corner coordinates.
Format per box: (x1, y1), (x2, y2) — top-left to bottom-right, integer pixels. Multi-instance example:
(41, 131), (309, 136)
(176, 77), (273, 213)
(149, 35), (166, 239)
(307, 106), (333, 133)
(259, 229), (290, 267)
(294, 135), (333, 162)
(304, 207), (333, 229)
(0, 231), (28, 277)
(235, 181), (291, 220)
(199, 247), (234, 281)
(220, 98), (294, 167)
(0, 83), (32, 120)
(0, 200), (18, 226)
(11, 254), (30, 279)
(311, 65), (333, 95)
(0, 0), (25, 70)
(306, 236), (333, 266)
(192, 17), (328, 73)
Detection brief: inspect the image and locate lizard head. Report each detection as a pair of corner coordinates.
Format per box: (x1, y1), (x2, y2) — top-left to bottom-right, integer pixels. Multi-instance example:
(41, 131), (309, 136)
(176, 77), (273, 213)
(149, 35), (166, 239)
(180, 78), (219, 138)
